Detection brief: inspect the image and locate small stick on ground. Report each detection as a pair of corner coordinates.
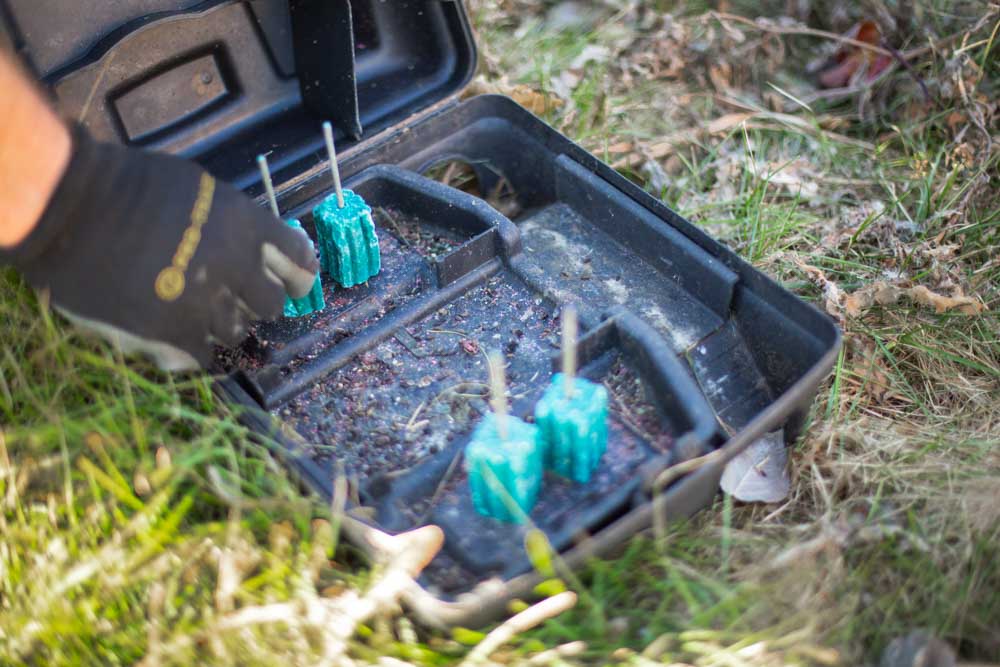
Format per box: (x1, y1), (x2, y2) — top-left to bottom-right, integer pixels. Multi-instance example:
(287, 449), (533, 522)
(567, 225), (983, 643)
(416, 448), (466, 525)
(458, 592), (578, 666)
(376, 207), (411, 247)
(709, 11), (894, 58)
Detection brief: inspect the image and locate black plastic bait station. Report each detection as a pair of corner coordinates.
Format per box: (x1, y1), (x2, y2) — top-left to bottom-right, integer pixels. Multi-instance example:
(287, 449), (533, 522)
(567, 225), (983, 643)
(5, 0), (840, 626)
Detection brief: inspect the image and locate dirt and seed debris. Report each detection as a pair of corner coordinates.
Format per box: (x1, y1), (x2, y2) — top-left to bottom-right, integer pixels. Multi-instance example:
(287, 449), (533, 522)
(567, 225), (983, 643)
(604, 357), (674, 453)
(274, 273), (559, 482)
(373, 207), (466, 261)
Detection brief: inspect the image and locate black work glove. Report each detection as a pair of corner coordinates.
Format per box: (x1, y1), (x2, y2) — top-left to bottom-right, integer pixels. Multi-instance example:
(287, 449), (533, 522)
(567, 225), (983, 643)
(0, 127), (319, 371)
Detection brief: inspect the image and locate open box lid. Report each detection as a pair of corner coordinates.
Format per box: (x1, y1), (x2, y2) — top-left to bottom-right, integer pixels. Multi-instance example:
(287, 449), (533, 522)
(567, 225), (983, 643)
(0, 0), (477, 188)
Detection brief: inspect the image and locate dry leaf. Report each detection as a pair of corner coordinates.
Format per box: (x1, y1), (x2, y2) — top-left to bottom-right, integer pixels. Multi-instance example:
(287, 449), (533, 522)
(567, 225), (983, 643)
(708, 62), (733, 92)
(545, 1), (601, 32)
(550, 44), (612, 99)
(720, 431), (790, 503)
(551, 70), (582, 99)
(765, 159), (821, 200)
(794, 258), (845, 319)
(610, 130), (704, 169)
(570, 44), (610, 70)
(605, 141), (635, 154)
(945, 110), (967, 133)
(641, 160), (670, 193)
(909, 285), (986, 314)
(707, 112), (754, 134)
(845, 282), (986, 317)
(816, 21), (894, 89)
(464, 77), (564, 115)
(854, 338), (896, 403)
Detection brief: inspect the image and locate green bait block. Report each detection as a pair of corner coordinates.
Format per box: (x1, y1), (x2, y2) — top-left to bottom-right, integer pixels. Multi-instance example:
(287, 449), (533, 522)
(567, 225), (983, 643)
(535, 373), (609, 483)
(282, 219), (326, 317)
(465, 413), (542, 524)
(312, 189), (381, 288)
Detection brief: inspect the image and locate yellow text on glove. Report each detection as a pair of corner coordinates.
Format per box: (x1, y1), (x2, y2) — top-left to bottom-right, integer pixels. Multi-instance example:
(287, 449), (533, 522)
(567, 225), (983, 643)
(154, 173), (216, 302)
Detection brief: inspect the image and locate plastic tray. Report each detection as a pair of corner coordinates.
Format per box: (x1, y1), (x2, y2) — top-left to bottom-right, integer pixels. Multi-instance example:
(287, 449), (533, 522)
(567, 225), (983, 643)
(217, 94), (841, 625)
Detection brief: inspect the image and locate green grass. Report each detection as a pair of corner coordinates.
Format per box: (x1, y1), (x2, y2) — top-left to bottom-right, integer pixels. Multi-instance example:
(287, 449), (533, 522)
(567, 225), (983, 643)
(4, 1), (1000, 664)
(0, 271), (357, 664)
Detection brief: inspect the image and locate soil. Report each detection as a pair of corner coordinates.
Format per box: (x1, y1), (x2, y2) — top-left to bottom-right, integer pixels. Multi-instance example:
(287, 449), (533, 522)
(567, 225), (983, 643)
(215, 208), (471, 371)
(373, 206), (466, 262)
(604, 357), (674, 452)
(274, 271), (559, 481)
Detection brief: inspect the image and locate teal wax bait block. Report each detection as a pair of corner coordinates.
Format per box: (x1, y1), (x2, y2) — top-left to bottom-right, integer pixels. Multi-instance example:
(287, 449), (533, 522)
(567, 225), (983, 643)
(465, 413), (542, 524)
(535, 374), (609, 483)
(282, 219), (326, 317)
(312, 189), (381, 288)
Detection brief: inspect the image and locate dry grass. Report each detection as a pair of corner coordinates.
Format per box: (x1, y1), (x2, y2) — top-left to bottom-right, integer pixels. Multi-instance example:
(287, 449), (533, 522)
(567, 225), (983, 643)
(1, 1), (998, 664)
(469, 0), (1000, 663)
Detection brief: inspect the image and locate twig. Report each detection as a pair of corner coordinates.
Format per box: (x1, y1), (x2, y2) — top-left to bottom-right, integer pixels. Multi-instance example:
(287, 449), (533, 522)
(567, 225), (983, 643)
(717, 96), (875, 143)
(203, 525), (444, 665)
(614, 98), (874, 170)
(415, 448), (465, 525)
(459, 592), (579, 666)
(607, 391), (656, 443)
(900, 8), (999, 60)
(711, 8), (999, 107)
(746, 116), (874, 150)
(330, 464), (348, 557)
(431, 382), (489, 404)
(78, 51), (117, 122)
(795, 69), (895, 105)
(709, 11), (893, 58)
(882, 42), (931, 102)
(404, 399), (428, 432)
(376, 207), (411, 248)
(525, 641), (588, 666)
(651, 447), (729, 541)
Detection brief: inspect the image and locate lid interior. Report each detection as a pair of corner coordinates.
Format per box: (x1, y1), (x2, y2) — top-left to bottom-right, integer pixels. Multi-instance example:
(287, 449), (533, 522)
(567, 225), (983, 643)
(0, 0), (476, 188)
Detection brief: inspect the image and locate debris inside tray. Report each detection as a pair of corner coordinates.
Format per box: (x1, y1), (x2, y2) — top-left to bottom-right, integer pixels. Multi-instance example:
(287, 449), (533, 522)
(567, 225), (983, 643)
(226, 156), (703, 598)
(604, 357), (674, 453)
(373, 206), (465, 261)
(275, 273), (559, 479)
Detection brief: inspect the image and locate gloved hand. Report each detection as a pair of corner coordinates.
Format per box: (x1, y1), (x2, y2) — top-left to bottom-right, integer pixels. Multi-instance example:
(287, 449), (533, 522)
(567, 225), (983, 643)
(0, 126), (319, 371)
